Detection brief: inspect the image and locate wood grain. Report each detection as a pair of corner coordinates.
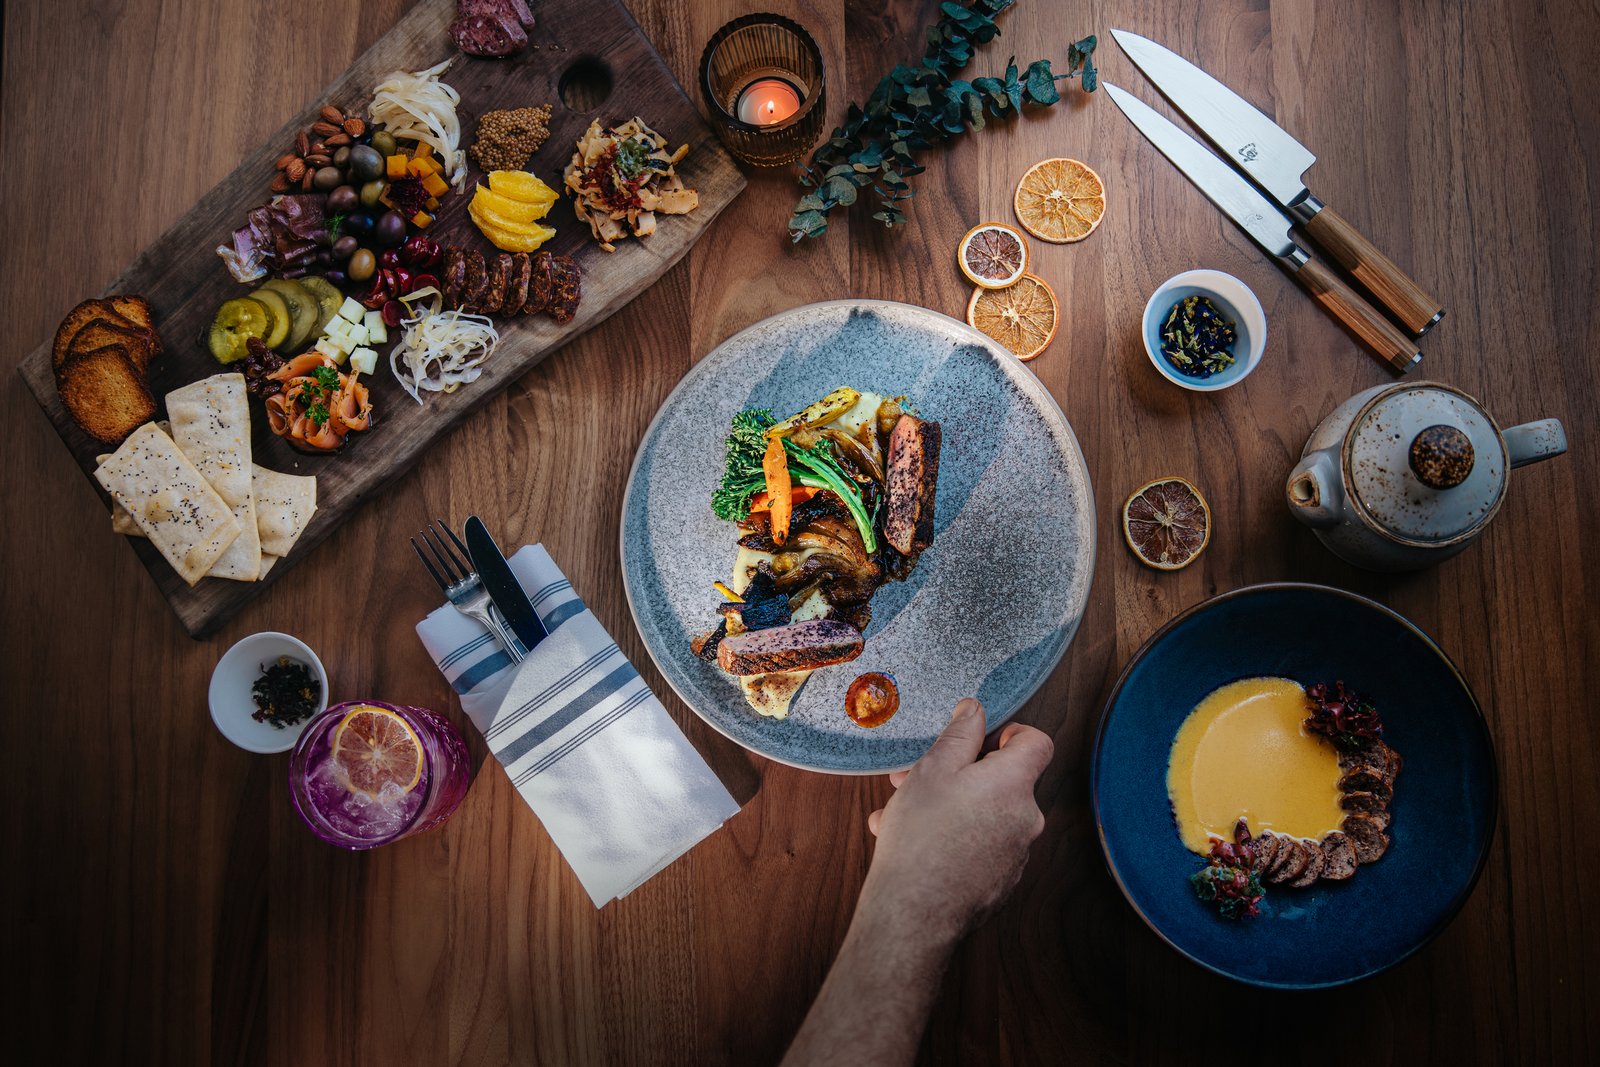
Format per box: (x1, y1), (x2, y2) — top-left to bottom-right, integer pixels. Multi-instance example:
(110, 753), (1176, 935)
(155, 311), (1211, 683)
(3, 0), (1598, 1064)
(14, 0), (745, 637)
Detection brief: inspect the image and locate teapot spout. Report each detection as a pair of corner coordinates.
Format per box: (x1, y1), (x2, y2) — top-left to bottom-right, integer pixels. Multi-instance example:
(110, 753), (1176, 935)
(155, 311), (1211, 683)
(1286, 450), (1343, 529)
(1504, 418), (1568, 469)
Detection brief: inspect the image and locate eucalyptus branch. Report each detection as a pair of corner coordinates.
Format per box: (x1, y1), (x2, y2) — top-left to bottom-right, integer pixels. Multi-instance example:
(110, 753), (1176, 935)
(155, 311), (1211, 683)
(787, 0), (1097, 242)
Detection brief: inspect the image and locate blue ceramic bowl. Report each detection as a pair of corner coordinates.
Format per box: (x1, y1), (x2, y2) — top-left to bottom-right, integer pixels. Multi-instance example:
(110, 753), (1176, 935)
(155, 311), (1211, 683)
(1093, 583), (1496, 988)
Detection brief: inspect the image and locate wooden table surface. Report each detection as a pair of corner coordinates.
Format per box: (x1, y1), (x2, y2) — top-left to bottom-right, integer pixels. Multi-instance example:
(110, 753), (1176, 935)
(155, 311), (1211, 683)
(4, 0), (1596, 1062)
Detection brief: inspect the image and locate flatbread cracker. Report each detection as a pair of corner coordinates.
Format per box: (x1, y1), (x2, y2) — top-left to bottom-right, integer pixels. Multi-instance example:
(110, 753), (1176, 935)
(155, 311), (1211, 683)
(167, 375), (261, 581)
(94, 423), (241, 585)
(252, 464), (317, 557)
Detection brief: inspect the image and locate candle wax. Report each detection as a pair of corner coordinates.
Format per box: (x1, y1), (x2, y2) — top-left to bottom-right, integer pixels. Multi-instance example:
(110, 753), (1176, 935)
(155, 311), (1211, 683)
(735, 79), (802, 125)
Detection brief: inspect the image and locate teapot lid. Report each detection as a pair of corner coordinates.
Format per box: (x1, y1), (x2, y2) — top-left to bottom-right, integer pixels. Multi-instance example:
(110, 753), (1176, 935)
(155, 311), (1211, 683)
(1345, 383), (1507, 545)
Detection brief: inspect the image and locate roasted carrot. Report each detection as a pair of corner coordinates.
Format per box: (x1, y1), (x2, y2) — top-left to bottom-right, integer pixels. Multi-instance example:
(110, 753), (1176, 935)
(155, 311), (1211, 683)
(748, 486), (820, 514)
(762, 435), (792, 545)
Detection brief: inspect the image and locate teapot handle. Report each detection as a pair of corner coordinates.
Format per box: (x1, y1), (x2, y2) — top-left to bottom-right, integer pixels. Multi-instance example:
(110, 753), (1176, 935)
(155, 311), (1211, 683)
(1286, 450), (1343, 529)
(1504, 418), (1568, 469)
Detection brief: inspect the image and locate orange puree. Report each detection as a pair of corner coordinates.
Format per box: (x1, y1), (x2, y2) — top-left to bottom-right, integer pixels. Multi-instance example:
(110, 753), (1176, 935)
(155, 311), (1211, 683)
(1167, 677), (1345, 855)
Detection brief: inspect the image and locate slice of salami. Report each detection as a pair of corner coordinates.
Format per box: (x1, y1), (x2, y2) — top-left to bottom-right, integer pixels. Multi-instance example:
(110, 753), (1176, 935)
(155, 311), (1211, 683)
(546, 255), (582, 324)
(525, 251), (554, 315)
(442, 248), (467, 309)
(482, 254), (512, 314)
(449, 13), (527, 58)
(505, 0), (536, 29)
(507, 253), (531, 317)
(461, 251), (489, 311)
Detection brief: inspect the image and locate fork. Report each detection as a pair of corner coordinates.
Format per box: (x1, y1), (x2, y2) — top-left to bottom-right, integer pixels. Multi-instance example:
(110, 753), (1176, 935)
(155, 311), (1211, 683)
(411, 519), (526, 663)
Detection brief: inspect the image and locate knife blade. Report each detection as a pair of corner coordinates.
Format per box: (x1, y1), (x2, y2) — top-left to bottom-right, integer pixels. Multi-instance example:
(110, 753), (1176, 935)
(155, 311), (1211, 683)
(1105, 82), (1421, 373)
(465, 516), (548, 653)
(1112, 31), (1443, 336)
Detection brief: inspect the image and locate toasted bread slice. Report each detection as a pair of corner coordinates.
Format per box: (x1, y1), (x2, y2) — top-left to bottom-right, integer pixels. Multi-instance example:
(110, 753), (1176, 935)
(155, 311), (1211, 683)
(108, 294), (154, 329)
(55, 297), (160, 372)
(56, 343), (156, 444)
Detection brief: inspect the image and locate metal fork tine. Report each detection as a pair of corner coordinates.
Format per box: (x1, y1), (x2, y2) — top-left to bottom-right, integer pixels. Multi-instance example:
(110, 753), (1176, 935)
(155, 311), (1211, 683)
(431, 519), (474, 577)
(439, 520), (474, 570)
(410, 537), (451, 593)
(421, 525), (462, 583)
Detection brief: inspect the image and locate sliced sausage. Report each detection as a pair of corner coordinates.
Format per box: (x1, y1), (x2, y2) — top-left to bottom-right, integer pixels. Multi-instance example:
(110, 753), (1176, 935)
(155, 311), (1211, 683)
(442, 248), (466, 308)
(1341, 813), (1391, 863)
(1289, 839), (1326, 888)
(448, 12), (527, 57)
(507, 252), (531, 317)
(1339, 790), (1388, 815)
(1318, 831), (1359, 880)
(460, 250), (489, 312)
(1267, 839), (1310, 884)
(481, 253), (511, 314)
(546, 254), (582, 324)
(1338, 769), (1393, 804)
(1251, 830), (1281, 874)
(525, 250), (553, 315)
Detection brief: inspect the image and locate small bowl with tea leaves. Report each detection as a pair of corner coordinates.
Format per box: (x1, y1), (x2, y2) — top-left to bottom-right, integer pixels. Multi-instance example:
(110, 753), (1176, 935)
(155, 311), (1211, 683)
(208, 632), (328, 754)
(1142, 269), (1266, 391)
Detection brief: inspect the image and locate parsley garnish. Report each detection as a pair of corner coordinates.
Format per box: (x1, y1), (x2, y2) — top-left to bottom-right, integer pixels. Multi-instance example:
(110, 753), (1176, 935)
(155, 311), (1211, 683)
(614, 137), (653, 181)
(307, 401), (330, 428)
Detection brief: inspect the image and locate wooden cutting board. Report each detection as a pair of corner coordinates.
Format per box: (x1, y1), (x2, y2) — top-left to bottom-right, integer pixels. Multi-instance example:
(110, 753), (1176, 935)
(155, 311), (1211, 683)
(18, 0), (744, 637)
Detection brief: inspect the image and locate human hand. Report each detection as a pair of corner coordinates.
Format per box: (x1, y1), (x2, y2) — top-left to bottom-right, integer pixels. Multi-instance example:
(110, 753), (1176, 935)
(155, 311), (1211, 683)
(859, 698), (1054, 942)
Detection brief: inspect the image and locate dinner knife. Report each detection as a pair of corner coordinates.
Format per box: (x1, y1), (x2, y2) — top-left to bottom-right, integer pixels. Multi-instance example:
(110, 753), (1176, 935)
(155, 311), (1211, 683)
(1112, 29), (1444, 336)
(1105, 82), (1422, 373)
(464, 516), (549, 653)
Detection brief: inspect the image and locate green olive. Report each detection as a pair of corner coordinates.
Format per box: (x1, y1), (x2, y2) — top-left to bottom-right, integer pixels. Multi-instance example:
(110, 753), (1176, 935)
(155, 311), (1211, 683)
(333, 146), (351, 169)
(347, 248), (377, 282)
(313, 166), (343, 191)
(370, 130), (398, 158)
(358, 180), (386, 208)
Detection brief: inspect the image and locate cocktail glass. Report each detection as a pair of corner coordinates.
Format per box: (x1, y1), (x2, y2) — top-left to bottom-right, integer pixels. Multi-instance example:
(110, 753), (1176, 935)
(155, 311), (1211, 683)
(289, 700), (471, 850)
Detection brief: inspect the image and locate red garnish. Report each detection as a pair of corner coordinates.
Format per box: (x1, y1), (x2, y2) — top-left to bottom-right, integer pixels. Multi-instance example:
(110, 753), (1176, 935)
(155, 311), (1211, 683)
(385, 176), (430, 218)
(593, 143), (644, 212)
(1305, 681), (1384, 752)
(1189, 819), (1265, 920)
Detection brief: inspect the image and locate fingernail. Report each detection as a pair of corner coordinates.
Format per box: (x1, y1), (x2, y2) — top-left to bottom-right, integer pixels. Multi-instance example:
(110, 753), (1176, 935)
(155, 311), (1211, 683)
(953, 698), (980, 722)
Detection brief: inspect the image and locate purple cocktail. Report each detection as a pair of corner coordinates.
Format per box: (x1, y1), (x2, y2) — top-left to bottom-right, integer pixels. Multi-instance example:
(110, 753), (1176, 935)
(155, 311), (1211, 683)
(289, 700), (471, 849)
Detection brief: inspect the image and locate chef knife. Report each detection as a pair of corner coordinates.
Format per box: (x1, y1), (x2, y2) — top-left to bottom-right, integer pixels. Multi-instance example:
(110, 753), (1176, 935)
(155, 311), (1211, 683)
(1105, 82), (1421, 373)
(1112, 29), (1444, 336)
(465, 516), (549, 653)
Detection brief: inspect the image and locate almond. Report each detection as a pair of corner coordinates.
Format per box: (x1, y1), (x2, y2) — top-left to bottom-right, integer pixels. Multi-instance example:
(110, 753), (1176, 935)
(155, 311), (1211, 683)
(342, 117), (366, 137)
(311, 120), (342, 137)
(275, 152), (298, 171)
(296, 130), (311, 157)
(319, 105), (346, 124)
(301, 169), (315, 191)
(270, 173), (292, 193)
(304, 153), (332, 167)
(285, 158), (307, 181)
(324, 132), (352, 147)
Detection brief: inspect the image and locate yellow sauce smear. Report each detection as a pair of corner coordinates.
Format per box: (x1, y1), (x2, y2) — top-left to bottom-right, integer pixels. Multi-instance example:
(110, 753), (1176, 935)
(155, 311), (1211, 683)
(1167, 677), (1345, 855)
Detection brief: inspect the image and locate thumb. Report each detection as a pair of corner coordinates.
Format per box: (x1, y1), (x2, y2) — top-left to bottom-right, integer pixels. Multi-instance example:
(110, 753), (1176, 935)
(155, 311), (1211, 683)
(917, 698), (986, 774)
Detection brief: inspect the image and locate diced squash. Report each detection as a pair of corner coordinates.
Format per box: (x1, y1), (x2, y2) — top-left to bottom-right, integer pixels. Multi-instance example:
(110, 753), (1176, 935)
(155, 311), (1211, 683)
(410, 211), (434, 229)
(386, 155), (410, 180)
(409, 155), (440, 177)
(413, 141), (433, 159)
(421, 171), (449, 197)
(424, 196), (440, 211)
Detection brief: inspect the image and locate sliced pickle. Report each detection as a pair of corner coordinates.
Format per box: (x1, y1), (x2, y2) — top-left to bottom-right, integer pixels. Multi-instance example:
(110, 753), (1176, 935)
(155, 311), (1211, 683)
(247, 287), (291, 349)
(298, 276), (343, 334)
(259, 278), (320, 352)
(208, 298), (271, 364)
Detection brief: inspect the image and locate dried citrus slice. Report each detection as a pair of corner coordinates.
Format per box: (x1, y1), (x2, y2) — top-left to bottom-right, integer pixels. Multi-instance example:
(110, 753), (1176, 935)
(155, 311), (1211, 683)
(957, 222), (1029, 288)
(1013, 158), (1106, 243)
(966, 273), (1059, 361)
(332, 704), (424, 797)
(1123, 477), (1211, 570)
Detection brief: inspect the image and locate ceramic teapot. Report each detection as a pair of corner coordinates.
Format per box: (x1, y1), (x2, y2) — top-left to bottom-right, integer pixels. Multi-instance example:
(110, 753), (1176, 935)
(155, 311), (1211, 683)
(1286, 381), (1567, 570)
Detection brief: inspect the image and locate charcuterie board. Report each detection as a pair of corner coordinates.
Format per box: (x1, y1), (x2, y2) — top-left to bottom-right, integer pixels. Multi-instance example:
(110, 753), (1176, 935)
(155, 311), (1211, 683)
(18, 0), (744, 637)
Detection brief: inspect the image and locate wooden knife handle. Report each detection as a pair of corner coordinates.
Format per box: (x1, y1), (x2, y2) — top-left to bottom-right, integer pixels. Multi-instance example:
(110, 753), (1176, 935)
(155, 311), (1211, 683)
(1302, 205), (1444, 336)
(1293, 257), (1423, 374)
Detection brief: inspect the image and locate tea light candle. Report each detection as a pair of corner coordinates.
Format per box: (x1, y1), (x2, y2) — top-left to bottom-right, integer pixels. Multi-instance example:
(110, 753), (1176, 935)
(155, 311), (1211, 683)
(735, 78), (802, 126)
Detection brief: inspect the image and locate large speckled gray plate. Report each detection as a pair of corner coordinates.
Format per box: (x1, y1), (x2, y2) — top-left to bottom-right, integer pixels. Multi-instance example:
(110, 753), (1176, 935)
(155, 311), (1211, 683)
(620, 301), (1095, 774)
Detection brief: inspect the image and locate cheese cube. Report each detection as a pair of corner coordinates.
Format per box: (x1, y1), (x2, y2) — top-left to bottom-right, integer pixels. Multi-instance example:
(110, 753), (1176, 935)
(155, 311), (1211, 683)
(349, 347), (378, 375)
(337, 297), (366, 324)
(363, 311), (388, 345)
(313, 337), (346, 364)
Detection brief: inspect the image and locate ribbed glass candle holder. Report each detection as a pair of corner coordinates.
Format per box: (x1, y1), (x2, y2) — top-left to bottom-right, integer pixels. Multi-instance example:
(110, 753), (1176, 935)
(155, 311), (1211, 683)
(699, 14), (826, 167)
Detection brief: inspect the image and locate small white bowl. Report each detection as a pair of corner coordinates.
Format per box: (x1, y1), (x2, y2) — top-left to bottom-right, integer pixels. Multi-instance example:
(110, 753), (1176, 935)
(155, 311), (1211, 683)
(1141, 269), (1267, 391)
(209, 632), (329, 754)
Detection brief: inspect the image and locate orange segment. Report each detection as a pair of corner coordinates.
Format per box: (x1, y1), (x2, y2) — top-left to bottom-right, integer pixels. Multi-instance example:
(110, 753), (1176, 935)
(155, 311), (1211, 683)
(966, 274), (1059, 361)
(1013, 158), (1106, 243)
(1123, 477), (1211, 570)
(332, 705), (424, 797)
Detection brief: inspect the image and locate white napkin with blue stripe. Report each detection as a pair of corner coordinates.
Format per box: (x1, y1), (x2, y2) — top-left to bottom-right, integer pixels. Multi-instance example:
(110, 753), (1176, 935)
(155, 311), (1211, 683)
(415, 544), (739, 906)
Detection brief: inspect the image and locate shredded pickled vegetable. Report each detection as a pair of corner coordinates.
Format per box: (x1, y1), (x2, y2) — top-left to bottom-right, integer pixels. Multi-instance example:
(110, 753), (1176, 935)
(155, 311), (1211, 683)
(389, 287), (499, 404)
(368, 60), (468, 189)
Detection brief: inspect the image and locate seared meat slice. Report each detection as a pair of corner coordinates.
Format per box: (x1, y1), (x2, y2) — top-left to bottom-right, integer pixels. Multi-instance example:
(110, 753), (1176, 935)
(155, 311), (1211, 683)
(1318, 831), (1359, 880)
(1338, 769), (1393, 804)
(1267, 839), (1310, 883)
(1339, 741), (1402, 782)
(1341, 814), (1391, 863)
(883, 415), (941, 556)
(1289, 838), (1327, 887)
(1339, 790), (1387, 814)
(717, 619), (864, 676)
